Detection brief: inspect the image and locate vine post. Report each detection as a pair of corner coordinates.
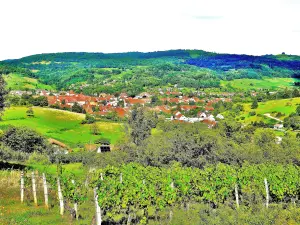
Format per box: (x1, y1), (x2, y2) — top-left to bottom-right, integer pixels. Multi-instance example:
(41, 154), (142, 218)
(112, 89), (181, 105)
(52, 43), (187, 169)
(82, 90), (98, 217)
(71, 179), (79, 220)
(235, 183), (239, 209)
(20, 171), (24, 203)
(264, 178), (269, 208)
(31, 171), (38, 206)
(169, 181), (174, 222)
(94, 188), (102, 225)
(42, 173), (49, 209)
(57, 177), (64, 215)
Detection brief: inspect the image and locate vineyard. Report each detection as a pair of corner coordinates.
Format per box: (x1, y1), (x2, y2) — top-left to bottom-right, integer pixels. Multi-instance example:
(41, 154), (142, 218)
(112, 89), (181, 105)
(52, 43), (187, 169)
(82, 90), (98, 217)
(8, 162), (300, 224)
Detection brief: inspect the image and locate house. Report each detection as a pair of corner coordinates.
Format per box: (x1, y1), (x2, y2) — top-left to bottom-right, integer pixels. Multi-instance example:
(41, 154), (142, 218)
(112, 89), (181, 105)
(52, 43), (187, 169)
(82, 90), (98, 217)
(274, 124), (283, 130)
(180, 105), (197, 111)
(39, 90), (50, 96)
(198, 112), (207, 118)
(97, 141), (111, 153)
(207, 114), (215, 121)
(216, 114), (224, 120)
(203, 119), (217, 128)
(139, 92), (152, 98)
(205, 106), (214, 112)
(125, 98), (150, 106)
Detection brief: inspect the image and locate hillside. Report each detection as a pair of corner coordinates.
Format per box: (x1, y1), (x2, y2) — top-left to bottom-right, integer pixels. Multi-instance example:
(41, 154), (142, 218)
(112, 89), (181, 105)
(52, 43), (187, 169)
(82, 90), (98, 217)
(0, 107), (124, 148)
(1, 50), (300, 95)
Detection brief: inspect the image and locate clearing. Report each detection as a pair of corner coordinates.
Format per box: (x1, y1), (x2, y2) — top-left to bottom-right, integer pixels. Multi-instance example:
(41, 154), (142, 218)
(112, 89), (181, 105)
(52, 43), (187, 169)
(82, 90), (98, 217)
(4, 73), (55, 91)
(0, 107), (124, 148)
(237, 97), (300, 124)
(221, 77), (299, 90)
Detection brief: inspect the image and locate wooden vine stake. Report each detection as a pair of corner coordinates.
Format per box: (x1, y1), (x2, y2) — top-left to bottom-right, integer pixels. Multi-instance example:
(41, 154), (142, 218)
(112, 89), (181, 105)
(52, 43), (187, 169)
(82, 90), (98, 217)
(94, 173), (103, 225)
(31, 171), (38, 206)
(57, 177), (64, 215)
(120, 173), (123, 184)
(42, 173), (49, 209)
(71, 179), (78, 220)
(235, 183), (239, 209)
(20, 171), (24, 203)
(169, 181), (174, 222)
(264, 178), (269, 208)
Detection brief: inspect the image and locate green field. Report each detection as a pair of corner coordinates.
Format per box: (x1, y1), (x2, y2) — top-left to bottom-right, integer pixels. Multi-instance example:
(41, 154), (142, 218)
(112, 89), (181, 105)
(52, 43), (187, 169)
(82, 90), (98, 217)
(221, 77), (299, 90)
(237, 97), (300, 124)
(0, 107), (124, 148)
(0, 170), (95, 225)
(4, 73), (55, 91)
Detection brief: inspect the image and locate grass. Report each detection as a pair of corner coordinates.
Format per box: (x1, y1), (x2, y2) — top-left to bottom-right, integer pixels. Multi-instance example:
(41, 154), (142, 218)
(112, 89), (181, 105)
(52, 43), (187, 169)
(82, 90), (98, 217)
(4, 73), (55, 91)
(237, 97), (300, 124)
(28, 163), (87, 178)
(0, 107), (124, 148)
(221, 77), (299, 90)
(0, 170), (95, 225)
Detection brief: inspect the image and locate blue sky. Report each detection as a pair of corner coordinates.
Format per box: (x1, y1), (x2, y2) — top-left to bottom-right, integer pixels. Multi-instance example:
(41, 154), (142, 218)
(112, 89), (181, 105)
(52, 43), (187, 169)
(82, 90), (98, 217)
(0, 0), (299, 60)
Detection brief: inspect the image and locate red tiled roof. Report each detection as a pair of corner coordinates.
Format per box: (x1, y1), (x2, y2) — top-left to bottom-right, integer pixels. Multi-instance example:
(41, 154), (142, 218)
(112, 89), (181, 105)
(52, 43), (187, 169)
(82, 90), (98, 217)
(205, 106), (214, 111)
(180, 105), (197, 111)
(125, 98), (148, 104)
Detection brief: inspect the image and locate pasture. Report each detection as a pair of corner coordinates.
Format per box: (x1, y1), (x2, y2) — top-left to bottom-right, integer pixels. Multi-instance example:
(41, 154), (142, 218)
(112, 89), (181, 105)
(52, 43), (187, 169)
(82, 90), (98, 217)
(4, 73), (55, 91)
(237, 97), (300, 124)
(0, 169), (94, 225)
(0, 107), (124, 148)
(221, 77), (299, 90)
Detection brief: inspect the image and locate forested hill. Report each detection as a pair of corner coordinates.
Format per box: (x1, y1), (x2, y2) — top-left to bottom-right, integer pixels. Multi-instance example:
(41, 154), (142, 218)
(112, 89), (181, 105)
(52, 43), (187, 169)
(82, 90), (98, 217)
(1, 50), (300, 94)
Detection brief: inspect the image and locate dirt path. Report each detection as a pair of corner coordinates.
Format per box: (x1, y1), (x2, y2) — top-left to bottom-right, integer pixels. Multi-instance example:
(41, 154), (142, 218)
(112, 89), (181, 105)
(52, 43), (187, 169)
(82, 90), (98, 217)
(264, 113), (283, 122)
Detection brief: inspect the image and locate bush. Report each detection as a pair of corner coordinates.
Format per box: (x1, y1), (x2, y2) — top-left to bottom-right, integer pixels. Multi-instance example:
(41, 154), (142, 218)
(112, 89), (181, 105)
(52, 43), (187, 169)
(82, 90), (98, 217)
(82, 114), (96, 124)
(26, 152), (50, 165)
(1, 126), (49, 154)
(0, 143), (27, 161)
(249, 111), (256, 116)
(50, 151), (94, 164)
(94, 137), (110, 145)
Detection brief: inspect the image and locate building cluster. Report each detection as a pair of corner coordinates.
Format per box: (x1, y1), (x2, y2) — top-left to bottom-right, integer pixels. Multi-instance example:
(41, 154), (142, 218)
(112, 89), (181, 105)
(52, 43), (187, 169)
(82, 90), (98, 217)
(10, 89), (232, 127)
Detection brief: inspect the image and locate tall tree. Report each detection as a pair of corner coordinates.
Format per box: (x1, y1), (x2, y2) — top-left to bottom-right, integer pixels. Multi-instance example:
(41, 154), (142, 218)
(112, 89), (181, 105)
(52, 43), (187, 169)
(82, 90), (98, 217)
(251, 99), (258, 109)
(128, 107), (158, 146)
(0, 75), (8, 118)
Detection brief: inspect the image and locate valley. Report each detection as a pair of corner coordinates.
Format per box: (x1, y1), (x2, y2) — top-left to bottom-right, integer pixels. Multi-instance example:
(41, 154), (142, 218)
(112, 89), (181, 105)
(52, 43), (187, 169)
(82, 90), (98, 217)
(0, 50), (300, 225)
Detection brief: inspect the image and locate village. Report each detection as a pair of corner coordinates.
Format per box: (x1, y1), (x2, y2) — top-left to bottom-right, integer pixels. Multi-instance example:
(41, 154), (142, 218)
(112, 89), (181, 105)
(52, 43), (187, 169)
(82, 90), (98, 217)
(10, 89), (234, 128)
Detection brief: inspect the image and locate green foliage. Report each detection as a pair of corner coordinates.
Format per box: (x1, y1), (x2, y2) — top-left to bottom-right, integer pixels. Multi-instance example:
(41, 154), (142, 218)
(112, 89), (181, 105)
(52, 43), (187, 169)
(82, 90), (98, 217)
(128, 107), (158, 145)
(71, 102), (84, 113)
(26, 107), (34, 117)
(91, 162), (300, 224)
(90, 123), (100, 135)
(82, 114), (96, 124)
(29, 96), (48, 107)
(26, 152), (50, 165)
(251, 99), (258, 109)
(0, 143), (27, 161)
(1, 126), (49, 154)
(0, 75), (8, 118)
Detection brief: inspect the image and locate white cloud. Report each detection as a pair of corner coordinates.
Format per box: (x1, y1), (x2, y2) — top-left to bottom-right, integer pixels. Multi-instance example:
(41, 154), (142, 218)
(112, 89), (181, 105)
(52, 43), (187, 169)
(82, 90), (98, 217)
(0, 0), (299, 60)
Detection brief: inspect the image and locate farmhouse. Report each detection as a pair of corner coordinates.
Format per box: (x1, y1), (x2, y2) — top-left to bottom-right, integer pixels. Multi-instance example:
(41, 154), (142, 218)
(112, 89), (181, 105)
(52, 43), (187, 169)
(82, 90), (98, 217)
(274, 124), (284, 130)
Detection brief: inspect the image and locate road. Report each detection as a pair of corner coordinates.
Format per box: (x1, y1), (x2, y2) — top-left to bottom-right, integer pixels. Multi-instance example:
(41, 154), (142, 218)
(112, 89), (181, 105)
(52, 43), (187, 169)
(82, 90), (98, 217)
(264, 113), (283, 122)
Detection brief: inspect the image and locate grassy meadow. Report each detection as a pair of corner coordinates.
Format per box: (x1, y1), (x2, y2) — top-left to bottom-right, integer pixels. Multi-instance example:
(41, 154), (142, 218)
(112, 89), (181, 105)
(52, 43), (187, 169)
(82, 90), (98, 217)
(221, 77), (299, 90)
(4, 73), (55, 91)
(0, 170), (96, 225)
(0, 107), (124, 148)
(237, 97), (300, 124)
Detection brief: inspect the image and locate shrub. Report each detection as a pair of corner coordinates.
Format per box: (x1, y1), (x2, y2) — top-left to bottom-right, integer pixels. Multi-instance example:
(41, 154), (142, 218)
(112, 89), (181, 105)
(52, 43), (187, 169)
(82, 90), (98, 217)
(1, 126), (49, 154)
(249, 111), (256, 116)
(82, 114), (96, 124)
(26, 152), (50, 165)
(0, 143), (27, 161)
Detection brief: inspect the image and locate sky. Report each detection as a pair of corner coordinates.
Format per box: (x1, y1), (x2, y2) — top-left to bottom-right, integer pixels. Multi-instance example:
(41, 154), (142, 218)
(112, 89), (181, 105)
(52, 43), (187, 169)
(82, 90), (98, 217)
(0, 0), (300, 60)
